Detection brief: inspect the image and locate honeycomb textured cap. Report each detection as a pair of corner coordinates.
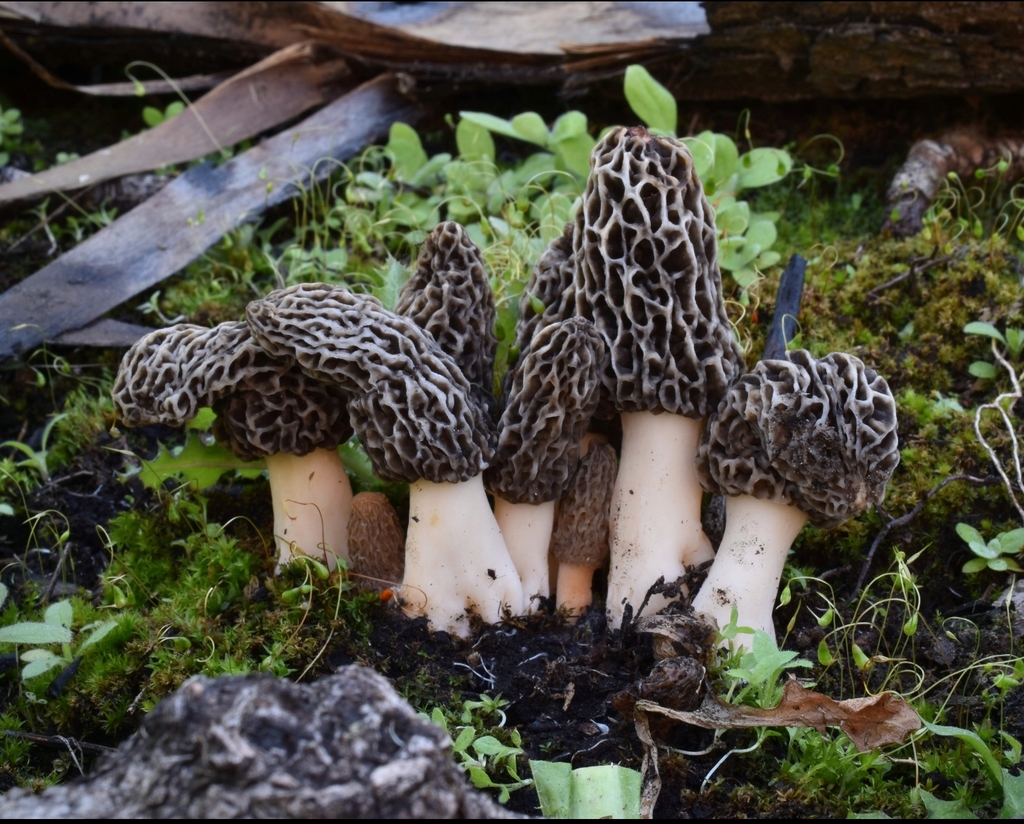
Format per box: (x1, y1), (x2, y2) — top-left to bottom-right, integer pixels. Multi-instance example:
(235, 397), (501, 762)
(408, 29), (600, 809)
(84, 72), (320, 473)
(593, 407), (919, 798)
(550, 441), (617, 567)
(246, 283), (494, 483)
(697, 350), (901, 529)
(347, 491), (405, 591)
(514, 222), (577, 353)
(485, 317), (606, 504)
(574, 126), (745, 417)
(112, 321), (352, 459)
(394, 221), (497, 412)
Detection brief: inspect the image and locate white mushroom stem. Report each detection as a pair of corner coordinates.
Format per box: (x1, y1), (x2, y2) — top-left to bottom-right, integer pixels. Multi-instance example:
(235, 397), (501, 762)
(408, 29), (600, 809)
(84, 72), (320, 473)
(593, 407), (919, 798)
(691, 494), (809, 651)
(266, 448), (353, 572)
(400, 475), (525, 638)
(493, 498), (555, 610)
(605, 411), (713, 627)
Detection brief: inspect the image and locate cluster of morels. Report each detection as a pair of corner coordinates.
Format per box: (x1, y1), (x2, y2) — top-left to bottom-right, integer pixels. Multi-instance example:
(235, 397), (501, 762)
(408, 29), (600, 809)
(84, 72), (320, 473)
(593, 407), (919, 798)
(112, 126), (901, 647)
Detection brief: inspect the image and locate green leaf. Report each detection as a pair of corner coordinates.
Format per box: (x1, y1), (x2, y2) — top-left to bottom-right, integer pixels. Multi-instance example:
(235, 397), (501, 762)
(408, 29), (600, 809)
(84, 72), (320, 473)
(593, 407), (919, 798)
(456, 118), (496, 164)
(924, 721), (1004, 788)
(969, 361), (998, 379)
(452, 726), (477, 754)
(459, 111), (521, 141)
(736, 148), (793, 189)
(165, 101), (185, 119)
(530, 760), (641, 819)
(745, 216), (778, 250)
(962, 557), (991, 574)
(964, 321), (1007, 344)
(0, 622), (73, 645)
(623, 65), (677, 135)
(997, 529), (1024, 554)
(78, 620), (119, 653)
(44, 600), (74, 630)
(551, 111), (588, 142)
(682, 132), (715, 180)
(21, 655), (66, 681)
(186, 407), (217, 432)
(133, 433), (265, 491)
(0, 582), (7, 609)
(918, 788), (979, 819)
(387, 122), (428, 180)
(552, 132), (595, 179)
(509, 112), (551, 147)
(956, 523), (986, 547)
(142, 106), (164, 128)
(1001, 770), (1024, 818)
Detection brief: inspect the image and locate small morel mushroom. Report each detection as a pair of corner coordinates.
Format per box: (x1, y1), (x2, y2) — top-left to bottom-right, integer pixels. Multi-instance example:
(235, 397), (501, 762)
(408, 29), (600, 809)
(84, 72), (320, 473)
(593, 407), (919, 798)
(550, 441), (618, 619)
(112, 321), (354, 570)
(574, 125), (746, 626)
(246, 283), (523, 637)
(394, 220), (498, 414)
(347, 491), (405, 591)
(485, 317), (605, 608)
(512, 221), (578, 357)
(692, 350), (900, 649)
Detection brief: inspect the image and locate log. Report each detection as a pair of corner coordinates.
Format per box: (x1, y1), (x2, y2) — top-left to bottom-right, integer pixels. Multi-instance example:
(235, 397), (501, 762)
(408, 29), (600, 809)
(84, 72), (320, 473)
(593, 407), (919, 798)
(0, 74), (421, 359)
(0, 667), (518, 818)
(672, 2), (1024, 101)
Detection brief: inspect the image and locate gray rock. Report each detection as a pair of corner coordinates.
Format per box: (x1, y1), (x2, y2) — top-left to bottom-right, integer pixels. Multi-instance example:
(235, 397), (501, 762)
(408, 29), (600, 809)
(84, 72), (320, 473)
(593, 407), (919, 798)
(0, 666), (520, 818)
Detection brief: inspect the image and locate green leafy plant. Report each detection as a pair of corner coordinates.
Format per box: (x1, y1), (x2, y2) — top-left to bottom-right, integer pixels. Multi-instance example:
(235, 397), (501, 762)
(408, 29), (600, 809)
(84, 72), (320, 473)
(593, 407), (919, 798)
(964, 321), (1024, 379)
(426, 694), (532, 803)
(623, 65), (793, 298)
(0, 103), (23, 166)
(0, 585), (118, 682)
(956, 523), (1024, 573)
(142, 100), (185, 129)
(1, 413), (67, 483)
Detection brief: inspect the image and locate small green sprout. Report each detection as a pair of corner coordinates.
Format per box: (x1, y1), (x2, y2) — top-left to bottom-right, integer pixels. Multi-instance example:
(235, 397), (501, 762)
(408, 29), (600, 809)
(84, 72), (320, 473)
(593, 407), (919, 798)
(956, 523), (1024, 573)
(964, 320), (1024, 379)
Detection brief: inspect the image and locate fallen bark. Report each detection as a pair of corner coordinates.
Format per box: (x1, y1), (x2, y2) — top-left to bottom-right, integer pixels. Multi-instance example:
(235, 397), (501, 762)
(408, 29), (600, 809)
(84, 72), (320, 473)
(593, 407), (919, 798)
(0, 73), (421, 359)
(0, 667), (518, 818)
(0, 40), (353, 207)
(884, 132), (1024, 237)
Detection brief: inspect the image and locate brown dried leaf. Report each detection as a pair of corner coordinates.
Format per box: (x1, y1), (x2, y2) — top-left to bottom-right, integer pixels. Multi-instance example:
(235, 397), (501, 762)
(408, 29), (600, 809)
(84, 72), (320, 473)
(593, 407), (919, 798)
(636, 677), (921, 752)
(0, 40), (352, 206)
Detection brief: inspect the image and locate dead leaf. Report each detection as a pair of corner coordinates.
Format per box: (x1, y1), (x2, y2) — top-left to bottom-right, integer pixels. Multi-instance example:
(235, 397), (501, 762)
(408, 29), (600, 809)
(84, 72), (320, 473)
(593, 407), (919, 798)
(0, 40), (352, 207)
(636, 677), (921, 752)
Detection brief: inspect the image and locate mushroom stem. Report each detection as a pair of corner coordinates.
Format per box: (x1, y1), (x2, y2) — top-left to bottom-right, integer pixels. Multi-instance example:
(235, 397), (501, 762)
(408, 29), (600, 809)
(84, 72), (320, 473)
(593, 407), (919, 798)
(266, 448), (353, 571)
(606, 411), (713, 627)
(493, 498), (555, 609)
(690, 494), (809, 650)
(556, 562), (598, 620)
(401, 475), (525, 637)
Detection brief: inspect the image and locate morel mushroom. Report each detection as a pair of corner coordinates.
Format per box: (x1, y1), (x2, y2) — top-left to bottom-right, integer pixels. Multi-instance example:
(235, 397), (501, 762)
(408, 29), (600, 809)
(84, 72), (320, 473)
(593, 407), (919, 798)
(574, 126), (746, 625)
(246, 284), (523, 637)
(692, 350), (900, 649)
(112, 322), (354, 570)
(347, 491), (405, 591)
(395, 220), (498, 415)
(485, 317), (605, 608)
(550, 441), (618, 617)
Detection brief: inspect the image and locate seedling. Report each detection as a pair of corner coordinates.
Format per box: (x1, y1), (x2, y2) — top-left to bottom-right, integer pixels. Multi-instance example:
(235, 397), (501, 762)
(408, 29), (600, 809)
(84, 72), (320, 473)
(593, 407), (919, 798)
(956, 523), (1024, 573)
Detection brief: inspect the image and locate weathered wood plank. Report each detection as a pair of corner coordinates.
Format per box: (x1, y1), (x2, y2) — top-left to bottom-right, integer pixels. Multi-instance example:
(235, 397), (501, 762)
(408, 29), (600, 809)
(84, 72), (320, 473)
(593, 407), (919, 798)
(0, 74), (420, 360)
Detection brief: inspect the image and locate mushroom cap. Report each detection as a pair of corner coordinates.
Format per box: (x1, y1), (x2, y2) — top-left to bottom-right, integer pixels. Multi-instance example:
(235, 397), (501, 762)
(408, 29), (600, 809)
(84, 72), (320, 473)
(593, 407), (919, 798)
(697, 350), (901, 529)
(347, 491), (405, 590)
(112, 321), (352, 459)
(574, 126), (746, 417)
(514, 221), (577, 353)
(394, 221), (497, 412)
(245, 283), (494, 484)
(549, 441), (618, 568)
(485, 317), (606, 504)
